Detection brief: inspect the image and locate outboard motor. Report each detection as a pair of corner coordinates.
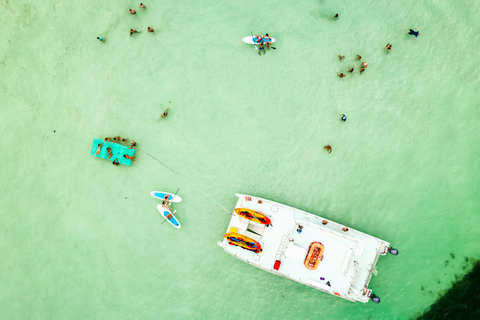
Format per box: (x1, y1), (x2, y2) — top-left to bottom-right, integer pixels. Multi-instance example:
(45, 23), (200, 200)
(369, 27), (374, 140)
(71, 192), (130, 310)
(370, 293), (381, 304)
(387, 247), (399, 256)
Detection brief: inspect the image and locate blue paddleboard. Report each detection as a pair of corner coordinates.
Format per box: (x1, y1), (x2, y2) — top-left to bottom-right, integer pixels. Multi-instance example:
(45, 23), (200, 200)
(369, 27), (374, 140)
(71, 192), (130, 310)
(151, 191), (182, 203)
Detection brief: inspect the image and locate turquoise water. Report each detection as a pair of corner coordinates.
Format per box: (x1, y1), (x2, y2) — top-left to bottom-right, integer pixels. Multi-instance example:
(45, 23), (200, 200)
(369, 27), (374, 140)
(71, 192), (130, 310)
(1, 0), (479, 319)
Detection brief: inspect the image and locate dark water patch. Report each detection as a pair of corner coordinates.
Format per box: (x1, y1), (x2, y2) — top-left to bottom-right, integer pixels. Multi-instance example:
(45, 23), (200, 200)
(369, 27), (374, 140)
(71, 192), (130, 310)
(416, 259), (480, 320)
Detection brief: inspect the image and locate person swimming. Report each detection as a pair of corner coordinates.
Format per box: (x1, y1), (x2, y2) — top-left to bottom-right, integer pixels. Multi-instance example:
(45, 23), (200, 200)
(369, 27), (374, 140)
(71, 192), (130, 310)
(337, 73), (345, 78)
(129, 140), (136, 149)
(105, 137), (111, 143)
(348, 66), (354, 72)
(341, 114), (347, 122)
(162, 107), (169, 118)
(407, 26), (420, 39)
(339, 55), (345, 60)
(130, 29), (138, 36)
(121, 138), (127, 146)
(356, 55), (361, 61)
(97, 37), (104, 42)
(139, 3), (146, 10)
(147, 27), (154, 32)
(386, 44), (392, 52)
(129, 9), (136, 15)
(359, 67), (365, 73)
(324, 145), (332, 153)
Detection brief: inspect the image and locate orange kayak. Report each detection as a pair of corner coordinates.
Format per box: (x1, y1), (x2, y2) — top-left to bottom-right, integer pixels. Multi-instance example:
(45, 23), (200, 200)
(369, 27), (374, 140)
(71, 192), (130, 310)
(304, 242), (324, 270)
(225, 232), (262, 253)
(234, 208), (271, 225)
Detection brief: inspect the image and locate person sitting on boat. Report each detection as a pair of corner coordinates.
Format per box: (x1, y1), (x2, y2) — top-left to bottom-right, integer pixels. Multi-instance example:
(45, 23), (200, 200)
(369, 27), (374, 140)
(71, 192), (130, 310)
(107, 147), (113, 159)
(112, 158), (119, 166)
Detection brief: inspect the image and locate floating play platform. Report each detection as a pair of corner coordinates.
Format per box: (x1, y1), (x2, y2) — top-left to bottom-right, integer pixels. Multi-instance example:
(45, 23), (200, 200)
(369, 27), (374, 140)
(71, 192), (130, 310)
(90, 138), (135, 166)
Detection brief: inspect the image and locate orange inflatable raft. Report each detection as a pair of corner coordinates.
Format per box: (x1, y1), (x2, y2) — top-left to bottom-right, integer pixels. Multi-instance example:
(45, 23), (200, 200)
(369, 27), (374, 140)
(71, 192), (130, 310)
(225, 232), (262, 253)
(234, 208), (271, 225)
(304, 242), (324, 270)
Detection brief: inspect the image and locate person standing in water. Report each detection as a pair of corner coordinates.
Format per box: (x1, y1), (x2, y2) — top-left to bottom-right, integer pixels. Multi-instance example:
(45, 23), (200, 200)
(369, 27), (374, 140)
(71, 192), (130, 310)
(147, 27), (154, 32)
(406, 26), (420, 39)
(334, 14), (339, 19)
(130, 29), (139, 36)
(139, 3), (146, 10)
(341, 114), (347, 122)
(386, 44), (392, 52)
(356, 55), (361, 61)
(97, 36), (105, 42)
(348, 66), (354, 72)
(129, 9), (136, 15)
(339, 55), (345, 60)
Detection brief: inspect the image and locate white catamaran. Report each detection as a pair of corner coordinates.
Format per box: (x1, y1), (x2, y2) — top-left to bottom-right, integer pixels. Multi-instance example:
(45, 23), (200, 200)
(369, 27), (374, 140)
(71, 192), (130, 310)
(217, 194), (398, 303)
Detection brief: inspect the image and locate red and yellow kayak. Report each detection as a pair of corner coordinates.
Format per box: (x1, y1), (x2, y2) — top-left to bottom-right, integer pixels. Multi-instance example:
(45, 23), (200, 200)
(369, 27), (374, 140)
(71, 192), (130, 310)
(234, 208), (271, 225)
(225, 232), (262, 253)
(304, 242), (324, 270)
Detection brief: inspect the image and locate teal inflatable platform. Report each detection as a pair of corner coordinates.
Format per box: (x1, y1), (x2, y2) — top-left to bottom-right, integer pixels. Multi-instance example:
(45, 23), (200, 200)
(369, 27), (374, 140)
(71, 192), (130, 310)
(90, 139), (136, 166)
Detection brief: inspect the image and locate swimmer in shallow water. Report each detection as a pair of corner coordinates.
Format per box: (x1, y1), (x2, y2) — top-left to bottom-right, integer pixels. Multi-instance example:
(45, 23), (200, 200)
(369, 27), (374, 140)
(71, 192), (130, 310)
(162, 107), (169, 118)
(129, 140), (136, 149)
(406, 26), (420, 39)
(129, 9), (136, 15)
(386, 44), (392, 52)
(130, 29), (138, 36)
(337, 73), (346, 78)
(139, 3), (146, 10)
(362, 62), (368, 68)
(147, 27), (154, 32)
(341, 114), (346, 122)
(348, 66), (354, 72)
(334, 14), (339, 19)
(324, 145), (332, 153)
(356, 55), (361, 61)
(359, 67), (365, 73)
(97, 37), (105, 42)
(339, 55), (345, 60)
(105, 137), (111, 143)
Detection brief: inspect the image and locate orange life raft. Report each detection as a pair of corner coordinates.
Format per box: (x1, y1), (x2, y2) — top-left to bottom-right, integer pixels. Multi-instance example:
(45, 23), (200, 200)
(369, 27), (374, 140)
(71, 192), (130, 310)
(304, 242), (324, 270)
(234, 208), (271, 225)
(225, 232), (262, 253)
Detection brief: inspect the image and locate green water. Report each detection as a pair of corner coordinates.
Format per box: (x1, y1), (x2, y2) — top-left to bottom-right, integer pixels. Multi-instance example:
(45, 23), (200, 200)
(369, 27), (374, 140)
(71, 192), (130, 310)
(1, 0), (479, 319)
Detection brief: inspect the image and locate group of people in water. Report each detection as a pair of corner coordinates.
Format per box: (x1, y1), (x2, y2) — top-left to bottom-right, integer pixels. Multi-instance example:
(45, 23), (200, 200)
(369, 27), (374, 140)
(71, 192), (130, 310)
(97, 3), (154, 41)
(94, 136), (137, 166)
(337, 55), (368, 78)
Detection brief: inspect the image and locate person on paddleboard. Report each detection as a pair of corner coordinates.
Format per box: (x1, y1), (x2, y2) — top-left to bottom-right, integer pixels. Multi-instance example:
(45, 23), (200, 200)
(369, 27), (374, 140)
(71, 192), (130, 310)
(162, 195), (172, 211)
(263, 34), (272, 49)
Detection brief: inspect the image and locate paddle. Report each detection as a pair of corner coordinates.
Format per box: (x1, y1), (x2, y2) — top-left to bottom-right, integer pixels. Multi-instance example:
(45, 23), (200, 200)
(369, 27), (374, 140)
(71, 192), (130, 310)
(169, 188), (180, 205)
(250, 31), (258, 52)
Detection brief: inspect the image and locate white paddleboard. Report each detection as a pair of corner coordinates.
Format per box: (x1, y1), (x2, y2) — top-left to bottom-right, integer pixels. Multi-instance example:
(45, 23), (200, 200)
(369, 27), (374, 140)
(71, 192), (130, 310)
(151, 191), (182, 203)
(157, 204), (181, 229)
(243, 36), (276, 45)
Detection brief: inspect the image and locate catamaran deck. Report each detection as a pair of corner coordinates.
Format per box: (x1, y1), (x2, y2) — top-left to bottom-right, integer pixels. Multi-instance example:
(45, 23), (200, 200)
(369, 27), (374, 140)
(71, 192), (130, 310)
(218, 194), (392, 303)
